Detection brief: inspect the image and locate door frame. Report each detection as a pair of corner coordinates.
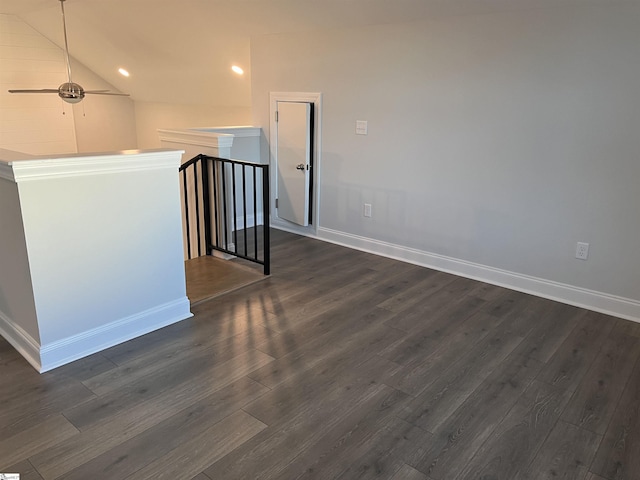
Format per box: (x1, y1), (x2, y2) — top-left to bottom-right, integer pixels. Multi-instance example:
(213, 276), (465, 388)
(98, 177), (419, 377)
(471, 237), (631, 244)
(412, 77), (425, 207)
(269, 92), (322, 236)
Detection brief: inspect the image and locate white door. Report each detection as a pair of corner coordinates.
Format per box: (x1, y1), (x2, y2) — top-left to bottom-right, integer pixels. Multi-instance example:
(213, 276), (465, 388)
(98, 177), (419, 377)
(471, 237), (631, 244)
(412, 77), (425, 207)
(275, 101), (312, 226)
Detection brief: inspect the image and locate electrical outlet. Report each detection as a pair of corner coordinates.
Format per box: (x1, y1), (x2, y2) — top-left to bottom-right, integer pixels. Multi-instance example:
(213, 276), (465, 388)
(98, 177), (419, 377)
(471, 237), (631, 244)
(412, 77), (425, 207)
(363, 203), (372, 217)
(575, 242), (589, 260)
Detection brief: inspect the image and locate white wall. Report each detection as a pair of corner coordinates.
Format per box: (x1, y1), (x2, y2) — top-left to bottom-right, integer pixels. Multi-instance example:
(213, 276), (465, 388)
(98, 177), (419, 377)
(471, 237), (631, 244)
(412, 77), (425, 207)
(0, 14), (137, 154)
(70, 60), (137, 152)
(135, 102), (252, 149)
(0, 159), (40, 345)
(251, 5), (640, 320)
(2, 14), (251, 155)
(0, 14), (77, 154)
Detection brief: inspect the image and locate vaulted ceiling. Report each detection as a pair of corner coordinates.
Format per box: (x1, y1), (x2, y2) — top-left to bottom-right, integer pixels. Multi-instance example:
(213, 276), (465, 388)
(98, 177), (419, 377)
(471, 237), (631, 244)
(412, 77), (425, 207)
(0, 0), (628, 106)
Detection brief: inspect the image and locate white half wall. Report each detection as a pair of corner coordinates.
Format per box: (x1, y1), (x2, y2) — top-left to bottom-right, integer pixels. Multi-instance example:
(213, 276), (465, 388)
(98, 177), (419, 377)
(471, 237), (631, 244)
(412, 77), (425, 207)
(0, 152), (40, 351)
(251, 5), (640, 321)
(0, 148), (192, 372)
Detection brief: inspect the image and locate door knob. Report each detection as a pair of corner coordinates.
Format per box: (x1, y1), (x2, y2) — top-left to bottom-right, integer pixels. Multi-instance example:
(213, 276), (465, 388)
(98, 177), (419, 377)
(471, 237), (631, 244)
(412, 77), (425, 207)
(296, 164), (305, 170)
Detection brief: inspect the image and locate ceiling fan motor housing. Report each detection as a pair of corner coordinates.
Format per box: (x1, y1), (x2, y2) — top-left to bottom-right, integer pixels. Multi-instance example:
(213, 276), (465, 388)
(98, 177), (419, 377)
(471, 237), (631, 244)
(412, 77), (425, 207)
(7, 0), (128, 103)
(58, 82), (84, 103)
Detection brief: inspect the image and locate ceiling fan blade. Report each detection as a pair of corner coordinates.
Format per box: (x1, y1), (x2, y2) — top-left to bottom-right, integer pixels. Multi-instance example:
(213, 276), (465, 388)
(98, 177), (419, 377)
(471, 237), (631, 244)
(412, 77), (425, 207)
(8, 89), (60, 93)
(85, 91), (130, 97)
(10, 2), (130, 104)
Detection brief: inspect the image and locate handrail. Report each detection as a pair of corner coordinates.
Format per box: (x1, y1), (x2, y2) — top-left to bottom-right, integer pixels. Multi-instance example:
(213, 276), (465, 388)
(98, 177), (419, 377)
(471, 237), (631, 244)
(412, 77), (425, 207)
(179, 154), (270, 275)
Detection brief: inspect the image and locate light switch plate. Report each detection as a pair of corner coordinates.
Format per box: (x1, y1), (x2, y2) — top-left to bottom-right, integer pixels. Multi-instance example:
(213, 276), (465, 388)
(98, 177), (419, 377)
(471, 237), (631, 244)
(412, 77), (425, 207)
(356, 120), (368, 135)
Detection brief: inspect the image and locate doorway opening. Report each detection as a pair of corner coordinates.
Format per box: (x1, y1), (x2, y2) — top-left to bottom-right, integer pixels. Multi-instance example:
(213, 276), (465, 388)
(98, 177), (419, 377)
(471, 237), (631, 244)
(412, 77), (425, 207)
(269, 92), (322, 237)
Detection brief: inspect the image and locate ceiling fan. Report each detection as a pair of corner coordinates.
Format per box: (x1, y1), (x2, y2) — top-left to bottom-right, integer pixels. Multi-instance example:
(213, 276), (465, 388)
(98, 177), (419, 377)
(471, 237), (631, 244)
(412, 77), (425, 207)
(8, 0), (129, 104)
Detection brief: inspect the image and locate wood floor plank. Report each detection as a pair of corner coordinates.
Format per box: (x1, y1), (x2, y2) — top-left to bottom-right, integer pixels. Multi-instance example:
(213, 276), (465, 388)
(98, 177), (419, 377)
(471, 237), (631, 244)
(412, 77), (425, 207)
(30, 376), (270, 479)
(247, 306), (401, 390)
(47, 352), (118, 383)
(379, 294), (486, 366)
(384, 311), (504, 396)
(613, 318), (640, 338)
(124, 409), (266, 480)
(467, 281), (513, 301)
(273, 390), (416, 479)
(589, 354), (640, 480)
(390, 464), (428, 480)
(375, 269), (455, 314)
(63, 348), (273, 431)
(0, 372), (94, 439)
(561, 323), (640, 435)
(3, 460), (44, 480)
(204, 383), (398, 480)
(0, 229), (634, 480)
(511, 302), (585, 363)
(333, 417), (432, 480)
(248, 271), (395, 360)
(456, 379), (574, 480)
(244, 353), (400, 428)
(84, 323), (277, 396)
(57, 378), (269, 480)
(411, 353), (543, 480)
(400, 319), (528, 433)
(101, 298), (276, 367)
(536, 311), (615, 391)
(191, 474), (213, 480)
(476, 287), (528, 319)
(386, 277), (484, 333)
(584, 473), (609, 480)
(371, 265), (449, 306)
(0, 414), (78, 470)
(517, 421), (601, 480)
(0, 339), (36, 383)
(257, 264), (381, 329)
(185, 254), (267, 305)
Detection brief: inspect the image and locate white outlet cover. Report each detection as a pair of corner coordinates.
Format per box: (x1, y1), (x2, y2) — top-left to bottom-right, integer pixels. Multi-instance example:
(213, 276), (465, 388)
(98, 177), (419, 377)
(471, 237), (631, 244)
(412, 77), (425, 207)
(575, 242), (589, 260)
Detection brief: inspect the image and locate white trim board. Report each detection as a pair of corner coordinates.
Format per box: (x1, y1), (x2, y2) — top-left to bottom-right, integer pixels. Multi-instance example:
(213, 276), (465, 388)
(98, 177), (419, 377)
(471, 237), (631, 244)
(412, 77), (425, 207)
(0, 309), (42, 372)
(9, 149), (184, 182)
(0, 298), (192, 373)
(312, 226), (640, 324)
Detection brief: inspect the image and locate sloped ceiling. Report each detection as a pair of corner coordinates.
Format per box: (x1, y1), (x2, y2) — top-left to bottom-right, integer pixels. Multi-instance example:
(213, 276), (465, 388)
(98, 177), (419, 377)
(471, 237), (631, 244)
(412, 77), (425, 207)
(0, 0), (628, 106)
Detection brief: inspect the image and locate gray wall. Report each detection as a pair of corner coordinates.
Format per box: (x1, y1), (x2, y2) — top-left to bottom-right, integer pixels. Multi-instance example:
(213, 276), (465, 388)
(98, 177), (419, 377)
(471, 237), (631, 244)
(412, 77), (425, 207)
(251, 5), (640, 318)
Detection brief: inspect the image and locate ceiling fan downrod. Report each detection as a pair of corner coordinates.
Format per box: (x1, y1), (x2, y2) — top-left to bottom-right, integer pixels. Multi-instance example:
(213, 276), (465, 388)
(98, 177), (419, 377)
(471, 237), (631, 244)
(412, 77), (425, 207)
(59, 0), (74, 87)
(7, 0), (130, 104)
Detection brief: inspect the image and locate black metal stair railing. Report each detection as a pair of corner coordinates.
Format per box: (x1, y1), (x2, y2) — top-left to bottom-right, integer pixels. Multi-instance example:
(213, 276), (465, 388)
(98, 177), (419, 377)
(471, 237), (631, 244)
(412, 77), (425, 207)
(179, 154), (270, 275)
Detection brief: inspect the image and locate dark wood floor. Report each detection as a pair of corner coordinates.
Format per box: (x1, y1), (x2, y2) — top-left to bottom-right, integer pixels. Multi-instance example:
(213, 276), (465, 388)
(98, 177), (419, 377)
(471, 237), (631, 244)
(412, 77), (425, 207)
(1, 229), (639, 480)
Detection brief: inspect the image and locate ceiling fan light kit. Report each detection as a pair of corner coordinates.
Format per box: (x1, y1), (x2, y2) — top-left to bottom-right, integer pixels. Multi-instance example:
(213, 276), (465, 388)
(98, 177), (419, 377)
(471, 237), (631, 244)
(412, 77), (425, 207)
(8, 0), (129, 104)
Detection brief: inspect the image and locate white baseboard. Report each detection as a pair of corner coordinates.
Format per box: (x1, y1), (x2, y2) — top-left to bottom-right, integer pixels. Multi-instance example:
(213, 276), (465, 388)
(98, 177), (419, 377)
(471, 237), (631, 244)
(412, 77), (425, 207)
(270, 217), (317, 237)
(0, 310), (43, 372)
(315, 226), (640, 324)
(234, 213), (264, 230)
(0, 298), (193, 373)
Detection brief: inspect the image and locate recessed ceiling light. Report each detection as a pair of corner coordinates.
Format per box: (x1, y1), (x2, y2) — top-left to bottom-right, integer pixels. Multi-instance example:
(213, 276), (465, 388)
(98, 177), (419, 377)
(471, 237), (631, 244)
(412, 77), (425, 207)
(118, 68), (130, 77)
(231, 65), (244, 75)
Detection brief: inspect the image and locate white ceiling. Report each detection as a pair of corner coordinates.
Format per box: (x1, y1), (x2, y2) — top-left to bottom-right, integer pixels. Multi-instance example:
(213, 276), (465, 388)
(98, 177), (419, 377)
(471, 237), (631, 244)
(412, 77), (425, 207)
(0, 0), (631, 105)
